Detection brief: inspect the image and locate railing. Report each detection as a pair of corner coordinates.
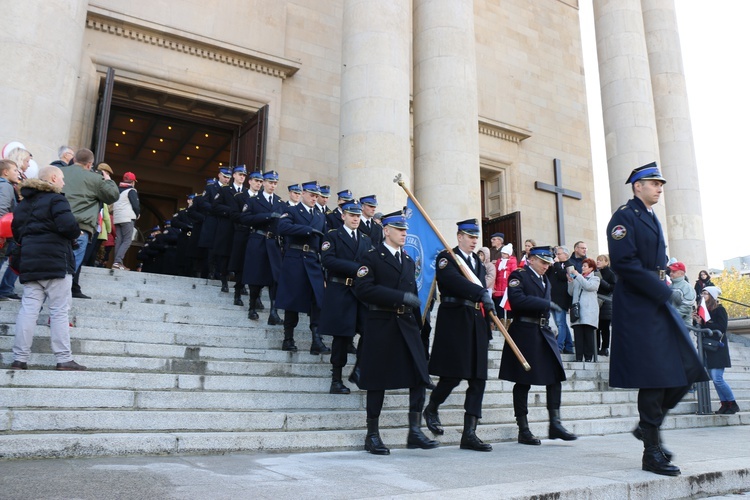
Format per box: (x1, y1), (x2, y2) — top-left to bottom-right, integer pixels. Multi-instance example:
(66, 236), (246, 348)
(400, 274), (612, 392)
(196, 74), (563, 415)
(686, 325), (723, 415)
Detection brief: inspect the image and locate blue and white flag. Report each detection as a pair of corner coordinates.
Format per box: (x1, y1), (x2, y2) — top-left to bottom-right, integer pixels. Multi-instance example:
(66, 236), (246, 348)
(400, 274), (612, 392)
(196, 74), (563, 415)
(403, 198), (443, 311)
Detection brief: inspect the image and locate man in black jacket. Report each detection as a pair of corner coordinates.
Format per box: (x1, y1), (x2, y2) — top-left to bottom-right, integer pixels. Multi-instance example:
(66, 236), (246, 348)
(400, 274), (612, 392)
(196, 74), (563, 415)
(9, 166), (86, 371)
(546, 245), (574, 354)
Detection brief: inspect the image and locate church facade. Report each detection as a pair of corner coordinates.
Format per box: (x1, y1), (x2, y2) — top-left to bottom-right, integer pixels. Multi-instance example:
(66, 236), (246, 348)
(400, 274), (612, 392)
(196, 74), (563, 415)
(1, 0), (706, 268)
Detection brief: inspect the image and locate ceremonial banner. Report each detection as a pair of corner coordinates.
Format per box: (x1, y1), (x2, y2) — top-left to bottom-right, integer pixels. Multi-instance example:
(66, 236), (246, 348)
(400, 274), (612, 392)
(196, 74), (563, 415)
(403, 198), (442, 311)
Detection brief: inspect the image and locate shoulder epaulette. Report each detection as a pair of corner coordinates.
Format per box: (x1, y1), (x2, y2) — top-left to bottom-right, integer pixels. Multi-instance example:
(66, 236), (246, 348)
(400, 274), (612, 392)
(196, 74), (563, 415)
(619, 205), (628, 211)
(327, 228), (336, 233)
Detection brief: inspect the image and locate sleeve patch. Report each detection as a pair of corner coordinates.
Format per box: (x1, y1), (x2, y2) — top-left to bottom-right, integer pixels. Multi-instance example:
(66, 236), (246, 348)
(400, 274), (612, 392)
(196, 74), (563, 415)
(509, 278), (521, 287)
(321, 241), (331, 251)
(611, 225), (627, 240)
(438, 258), (448, 269)
(357, 266), (369, 277)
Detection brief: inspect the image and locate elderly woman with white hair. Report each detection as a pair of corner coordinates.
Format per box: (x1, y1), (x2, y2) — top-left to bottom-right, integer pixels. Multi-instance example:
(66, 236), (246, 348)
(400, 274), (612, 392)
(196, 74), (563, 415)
(694, 286), (740, 415)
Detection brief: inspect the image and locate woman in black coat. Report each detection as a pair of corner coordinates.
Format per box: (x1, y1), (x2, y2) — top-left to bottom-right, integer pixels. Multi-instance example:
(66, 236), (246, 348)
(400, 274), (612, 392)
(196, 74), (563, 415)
(595, 254), (617, 357)
(693, 270), (714, 306)
(694, 286), (739, 415)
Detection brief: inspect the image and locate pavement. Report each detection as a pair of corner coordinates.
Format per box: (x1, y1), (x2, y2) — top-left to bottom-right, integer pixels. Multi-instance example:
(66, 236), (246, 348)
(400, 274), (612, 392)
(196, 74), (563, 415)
(1, 425), (749, 499)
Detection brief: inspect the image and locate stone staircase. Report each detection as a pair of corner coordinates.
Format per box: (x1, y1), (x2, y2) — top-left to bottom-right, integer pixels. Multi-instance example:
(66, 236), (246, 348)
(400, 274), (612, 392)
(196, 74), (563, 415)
(1, 266), (748, 460)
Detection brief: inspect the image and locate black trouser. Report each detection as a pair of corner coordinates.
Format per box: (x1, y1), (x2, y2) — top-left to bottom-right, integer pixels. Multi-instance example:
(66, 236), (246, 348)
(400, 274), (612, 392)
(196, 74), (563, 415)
(283, 302), (320, 331)
(430, 377), (486, 419)
(637, 386), (691, 429)
(573, 324), (596, 361)
(331, 336), (354, 368)
(249, 283), (277, 304)
(512, 382), (562, 417)
(597, 318), (611, 350)
(367, 387), (425, 419)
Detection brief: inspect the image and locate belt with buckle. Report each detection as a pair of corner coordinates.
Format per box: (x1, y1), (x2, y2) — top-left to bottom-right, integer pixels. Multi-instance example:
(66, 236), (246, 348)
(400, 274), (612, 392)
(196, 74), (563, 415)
(253, 229), (275, 239)
(369, 304), (408, 314)
(518, 316), (549, 327)
(329, 276), (354, 286)
(441, 296), (481, 310)
(651, 269), (667, 281)
(288, 243), (318, 254)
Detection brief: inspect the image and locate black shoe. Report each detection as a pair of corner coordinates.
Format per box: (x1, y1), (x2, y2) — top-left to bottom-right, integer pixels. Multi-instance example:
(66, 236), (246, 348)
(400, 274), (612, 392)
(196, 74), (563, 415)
(0, 293), (22, 301)
(281, 339), (298, 352)
(548, 410), (577, 441)
(640, 426), (680, 476)
(255, 298), (265, 310)
(10, 360), (28, 370)
(406, 412), (439, 450)
(632, 425), (673, 461)
(517, 416), (541, 445)
(329, 380), (351, 394)
(365, 418), (390, 455)
(562, 349), (574, 355)
(348, 365), (360, 387)
(725, 401), (740, 415)
(460, 414), (492, 452)
(267, 309), (283, 325)
(234, 298), (244, 306)
(220, 284), (229, 293)
(423, 401), (444, 435)
(598, 348), (609, 357)
(248, 309), (259, 320)
(72, 291), (91, 299)
(310, 329), (331, 355)
(56, 360), (87, 371)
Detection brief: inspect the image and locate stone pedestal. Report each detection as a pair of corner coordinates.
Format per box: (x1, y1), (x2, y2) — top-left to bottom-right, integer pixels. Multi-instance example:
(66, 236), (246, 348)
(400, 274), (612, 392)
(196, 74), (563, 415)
(0, 0), (88, 163)
(593, 0), (666, 226)
(338, 0), (411, 212)
(642, 0), (707, 270)
(412, 0), (481, 239)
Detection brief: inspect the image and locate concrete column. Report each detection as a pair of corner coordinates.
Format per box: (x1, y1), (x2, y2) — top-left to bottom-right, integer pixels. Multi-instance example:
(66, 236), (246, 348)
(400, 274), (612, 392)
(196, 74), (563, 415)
(413, 0), (480, 239)
(338, 0), (411, 212)
(0, 0), (88, 163)
(593, 0), (666, 226)
(642, 0), (707, 271)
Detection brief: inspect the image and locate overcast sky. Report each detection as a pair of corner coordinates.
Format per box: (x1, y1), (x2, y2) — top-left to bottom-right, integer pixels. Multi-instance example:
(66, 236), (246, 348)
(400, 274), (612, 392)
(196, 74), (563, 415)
(579, 0), (750, 270)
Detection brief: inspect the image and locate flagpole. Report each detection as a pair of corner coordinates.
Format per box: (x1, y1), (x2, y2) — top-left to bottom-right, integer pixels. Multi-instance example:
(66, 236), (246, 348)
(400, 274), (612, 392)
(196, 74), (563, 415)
(394, 174), (531, 371)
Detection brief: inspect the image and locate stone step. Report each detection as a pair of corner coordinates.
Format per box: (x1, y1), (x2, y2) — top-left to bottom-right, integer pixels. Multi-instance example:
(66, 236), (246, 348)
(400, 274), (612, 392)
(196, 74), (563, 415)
(0, 412), (741, 460)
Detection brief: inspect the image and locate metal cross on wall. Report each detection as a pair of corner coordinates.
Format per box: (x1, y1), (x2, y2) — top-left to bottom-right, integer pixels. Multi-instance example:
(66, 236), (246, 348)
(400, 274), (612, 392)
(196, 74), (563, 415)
(534, 158), (582, 245)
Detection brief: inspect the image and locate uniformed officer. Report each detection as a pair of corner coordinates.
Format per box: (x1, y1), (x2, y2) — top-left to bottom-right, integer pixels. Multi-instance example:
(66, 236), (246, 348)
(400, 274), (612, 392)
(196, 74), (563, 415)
(286, 183), (302, 206)
(358, 195), (383, 246)
(171, 194), (195, 277)
(354, 211), (438, 455)
(607, 162), (708, 477)
(238, 170), (285, 325)
(275, 181), (330, 354)
(212, 166), (246, 292)
(198, 169), (230, 279)
(185, 190), (207, 277)
(326, 189), (354, 231)
(498, 245), (577, 446)
(227, 168), (258, 306)
(316, 185), (332, 217)
(319, 201), (372, 394)
(424, 219), (496, 451)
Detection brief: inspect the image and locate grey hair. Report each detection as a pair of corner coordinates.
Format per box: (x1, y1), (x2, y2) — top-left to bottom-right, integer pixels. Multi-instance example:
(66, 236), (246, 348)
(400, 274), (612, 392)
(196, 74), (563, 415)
(557, 245), (570, 255)
(58, 145), (73, 158)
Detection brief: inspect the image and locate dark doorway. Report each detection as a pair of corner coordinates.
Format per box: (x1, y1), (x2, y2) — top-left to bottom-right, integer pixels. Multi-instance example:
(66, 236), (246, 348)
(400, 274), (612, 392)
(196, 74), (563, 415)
(483, 212), (521, 259)
(90, 72), (268, 268)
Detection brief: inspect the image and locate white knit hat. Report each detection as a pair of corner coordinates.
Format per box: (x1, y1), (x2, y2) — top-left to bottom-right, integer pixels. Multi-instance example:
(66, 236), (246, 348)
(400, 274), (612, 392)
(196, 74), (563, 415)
(703, 286), (721, 300)
(500, 243), (513, 256)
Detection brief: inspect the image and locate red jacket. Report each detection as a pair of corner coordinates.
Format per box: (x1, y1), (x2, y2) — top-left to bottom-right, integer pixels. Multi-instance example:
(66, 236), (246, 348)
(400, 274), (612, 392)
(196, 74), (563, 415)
(493, 255), (518, 299)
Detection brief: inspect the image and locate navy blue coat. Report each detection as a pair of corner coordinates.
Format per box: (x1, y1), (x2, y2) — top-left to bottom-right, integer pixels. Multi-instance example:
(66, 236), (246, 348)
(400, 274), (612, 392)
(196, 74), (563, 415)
(498, 267), (566, 386)
(275, 203), (326, 313)
(354, 244), (430, 390)
(607, 197), (708, 388)
(227, 189), (252, 272)
(359, 218), (383, 246)
(238, 192), (284, 287)
(12, 180), (80, 283)
(430, 248), (490, 380)
(318, 226), (372, 337)
(197, 181), (220, 249)
(211, 184), (239, 257)
(325, 207), (344, 231)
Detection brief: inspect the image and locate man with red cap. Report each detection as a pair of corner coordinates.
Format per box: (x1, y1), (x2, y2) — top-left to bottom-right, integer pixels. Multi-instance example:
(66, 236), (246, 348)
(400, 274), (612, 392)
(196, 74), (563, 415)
(111, 171), (140, 270)
(667, 261), (695, 327)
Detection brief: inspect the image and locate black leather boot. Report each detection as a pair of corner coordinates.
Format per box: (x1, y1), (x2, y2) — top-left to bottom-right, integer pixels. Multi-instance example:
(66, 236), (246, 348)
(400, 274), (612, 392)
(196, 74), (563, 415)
(364, 418), (389, 455)
(725, 401), (740, 415)
(220, 277), (229, 293)
(406, 412), (439, 449)
(267, 300), (283, 325)
(247, 290), (259, 320)
(423, 400), (444, 435)
(310, 327), (330, 355)
(460, 413), (492, 451)
(641, 426), (680, 476)
(281, 329), (297, 352)
(329, 367), (351, 394)
(233, 289), (244, 306)
(632, 425), (673, 461)
(548, 409), (577, 441)
(516, 415), (541, 445)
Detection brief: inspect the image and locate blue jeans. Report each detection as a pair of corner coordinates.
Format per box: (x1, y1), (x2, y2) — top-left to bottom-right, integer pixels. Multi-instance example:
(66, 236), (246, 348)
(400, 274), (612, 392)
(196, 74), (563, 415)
(0, 240), (19, 297)
(710, 368), (735, 402)
(72, 232), (89, 272)
(554, 309), (573, 351)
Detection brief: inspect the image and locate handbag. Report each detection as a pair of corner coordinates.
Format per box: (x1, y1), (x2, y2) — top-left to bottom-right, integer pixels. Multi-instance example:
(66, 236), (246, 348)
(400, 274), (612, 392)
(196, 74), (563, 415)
(702, 332), (725, 352)
(569, 285), (583, 323)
